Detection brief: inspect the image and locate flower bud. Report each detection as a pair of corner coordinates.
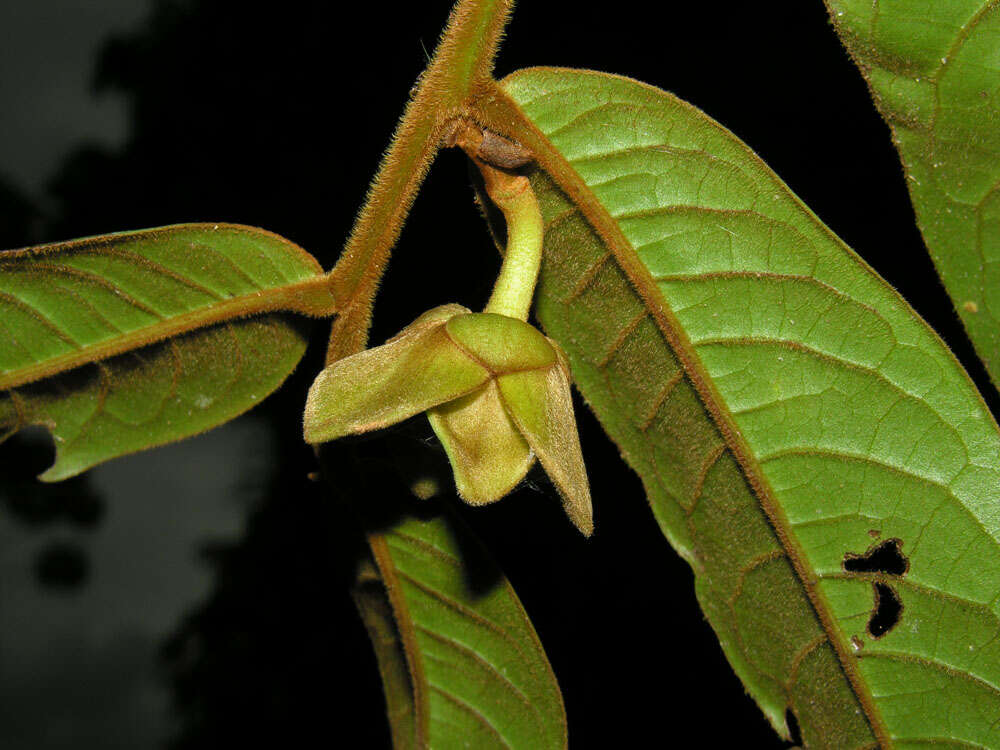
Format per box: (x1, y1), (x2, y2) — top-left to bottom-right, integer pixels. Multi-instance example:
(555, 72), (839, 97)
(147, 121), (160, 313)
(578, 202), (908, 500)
(304, 305), (593, 535)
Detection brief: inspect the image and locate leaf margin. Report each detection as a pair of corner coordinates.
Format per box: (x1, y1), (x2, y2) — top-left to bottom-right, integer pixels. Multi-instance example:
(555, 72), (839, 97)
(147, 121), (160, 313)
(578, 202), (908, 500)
(0, 221), (337, 392)
(470, 64), (1000, 746)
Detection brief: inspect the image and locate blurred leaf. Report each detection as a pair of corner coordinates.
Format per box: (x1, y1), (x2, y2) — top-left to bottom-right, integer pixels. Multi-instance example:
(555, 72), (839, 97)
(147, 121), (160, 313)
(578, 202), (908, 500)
(826, 0), (1000, 388)
(356, 516), (567, 749)
(494, 67), (1000, 747)
(324, 438), (567, 750)
(0, 223), (335, 479)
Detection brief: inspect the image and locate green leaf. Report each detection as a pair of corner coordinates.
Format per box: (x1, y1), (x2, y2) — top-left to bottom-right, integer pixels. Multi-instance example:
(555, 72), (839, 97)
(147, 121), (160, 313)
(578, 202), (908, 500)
(326, 440), (567, 750)
(825, 0), (1000, 388)
(494, 67), (1000, 748)
(0, 223), (335, 480)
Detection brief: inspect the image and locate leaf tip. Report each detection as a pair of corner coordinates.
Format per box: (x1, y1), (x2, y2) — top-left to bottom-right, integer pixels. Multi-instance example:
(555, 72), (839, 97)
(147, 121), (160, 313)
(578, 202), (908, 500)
(37, 453), (82, 484)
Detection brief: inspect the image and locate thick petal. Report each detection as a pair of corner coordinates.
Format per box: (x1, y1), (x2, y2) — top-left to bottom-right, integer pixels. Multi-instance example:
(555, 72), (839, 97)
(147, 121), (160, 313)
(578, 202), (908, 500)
(427, 380), (534, 505)
(445, 313), (556, 373)
(388, 303), (470, 342)
(498, 366), (593, 536)
(304, 323), (490, 443)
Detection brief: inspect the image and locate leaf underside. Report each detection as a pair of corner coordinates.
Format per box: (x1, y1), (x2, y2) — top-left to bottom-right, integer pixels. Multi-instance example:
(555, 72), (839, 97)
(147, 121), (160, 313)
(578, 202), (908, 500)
(0, 223), (334, 479)
(332, 439), (567, 750)
(827, 0), (1000, 390)
(363, 515), (566, 749)
(503, 67), (1000, 748)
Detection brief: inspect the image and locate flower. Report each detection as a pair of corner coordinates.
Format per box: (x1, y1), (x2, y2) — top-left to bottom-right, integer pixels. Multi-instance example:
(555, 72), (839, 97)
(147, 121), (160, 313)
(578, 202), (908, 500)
(304, 304), (593, 535)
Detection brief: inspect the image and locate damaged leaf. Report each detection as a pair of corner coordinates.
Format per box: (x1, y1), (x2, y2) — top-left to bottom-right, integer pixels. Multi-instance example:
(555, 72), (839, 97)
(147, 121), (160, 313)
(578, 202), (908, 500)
(486, 67), (1000, 747)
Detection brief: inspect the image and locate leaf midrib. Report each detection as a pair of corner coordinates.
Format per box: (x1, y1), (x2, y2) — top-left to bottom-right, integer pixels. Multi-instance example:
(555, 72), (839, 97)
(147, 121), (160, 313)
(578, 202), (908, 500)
(369, 533), (430, 747)
(0, 273), (334, 392)
(475, 71), (894, 747)
(369, 524), (565, 749)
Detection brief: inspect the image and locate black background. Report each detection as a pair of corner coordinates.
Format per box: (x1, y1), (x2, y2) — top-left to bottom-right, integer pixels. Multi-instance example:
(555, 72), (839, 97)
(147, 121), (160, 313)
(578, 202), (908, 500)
(3, 1), (996, 748)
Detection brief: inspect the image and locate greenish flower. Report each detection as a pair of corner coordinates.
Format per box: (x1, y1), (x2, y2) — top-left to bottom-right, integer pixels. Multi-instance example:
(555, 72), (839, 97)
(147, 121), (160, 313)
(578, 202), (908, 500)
(304, 304), (593, 535)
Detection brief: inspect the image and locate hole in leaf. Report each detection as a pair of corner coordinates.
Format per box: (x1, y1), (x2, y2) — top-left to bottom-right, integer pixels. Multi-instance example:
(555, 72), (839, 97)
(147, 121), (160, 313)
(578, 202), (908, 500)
(843, 538), (908, 576)
(844, 538), (908, 639)
(784, 707), (803, 747)
(869, 582), (903, 638)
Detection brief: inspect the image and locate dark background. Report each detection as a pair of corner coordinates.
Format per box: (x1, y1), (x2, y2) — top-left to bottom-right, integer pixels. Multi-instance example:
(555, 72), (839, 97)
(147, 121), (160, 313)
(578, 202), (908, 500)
(2, 1), (995, 748)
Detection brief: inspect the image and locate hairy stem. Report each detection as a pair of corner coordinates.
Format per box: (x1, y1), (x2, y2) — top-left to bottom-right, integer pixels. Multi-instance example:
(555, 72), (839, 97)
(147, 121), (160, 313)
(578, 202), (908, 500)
(325, 0), (515, 363)
(317, 2), (519, 745)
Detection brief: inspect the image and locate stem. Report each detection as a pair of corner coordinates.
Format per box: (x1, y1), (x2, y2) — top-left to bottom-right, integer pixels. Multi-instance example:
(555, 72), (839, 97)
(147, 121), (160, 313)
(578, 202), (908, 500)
(482, 168), (543, 320)
(316, 4), (517, 742)
(325, 0), (516, 364)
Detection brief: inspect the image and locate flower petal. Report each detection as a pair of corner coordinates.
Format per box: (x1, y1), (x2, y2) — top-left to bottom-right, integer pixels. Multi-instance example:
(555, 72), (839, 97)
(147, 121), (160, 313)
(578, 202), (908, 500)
(388, 303), (470, 342)
(498, 365), (593, 536)
(304, 322), (490, 443)
(445, 313), (556, 373)
(427, 380), (534, 505)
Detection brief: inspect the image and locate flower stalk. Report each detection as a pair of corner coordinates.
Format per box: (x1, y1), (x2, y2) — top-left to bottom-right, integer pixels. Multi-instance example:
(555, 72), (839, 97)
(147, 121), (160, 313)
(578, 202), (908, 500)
(481, 167), (544, 320)
(305, 137), (594, 535)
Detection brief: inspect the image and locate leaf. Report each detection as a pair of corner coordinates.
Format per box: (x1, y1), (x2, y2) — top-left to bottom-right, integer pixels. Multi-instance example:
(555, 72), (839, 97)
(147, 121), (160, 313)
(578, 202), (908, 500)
(359, 516), (568, 749)
(323, 438), (567, 750)
(825, 0), (1000, 389)
(0, 223), (335, 480)
(487, 67), (1000, 748)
